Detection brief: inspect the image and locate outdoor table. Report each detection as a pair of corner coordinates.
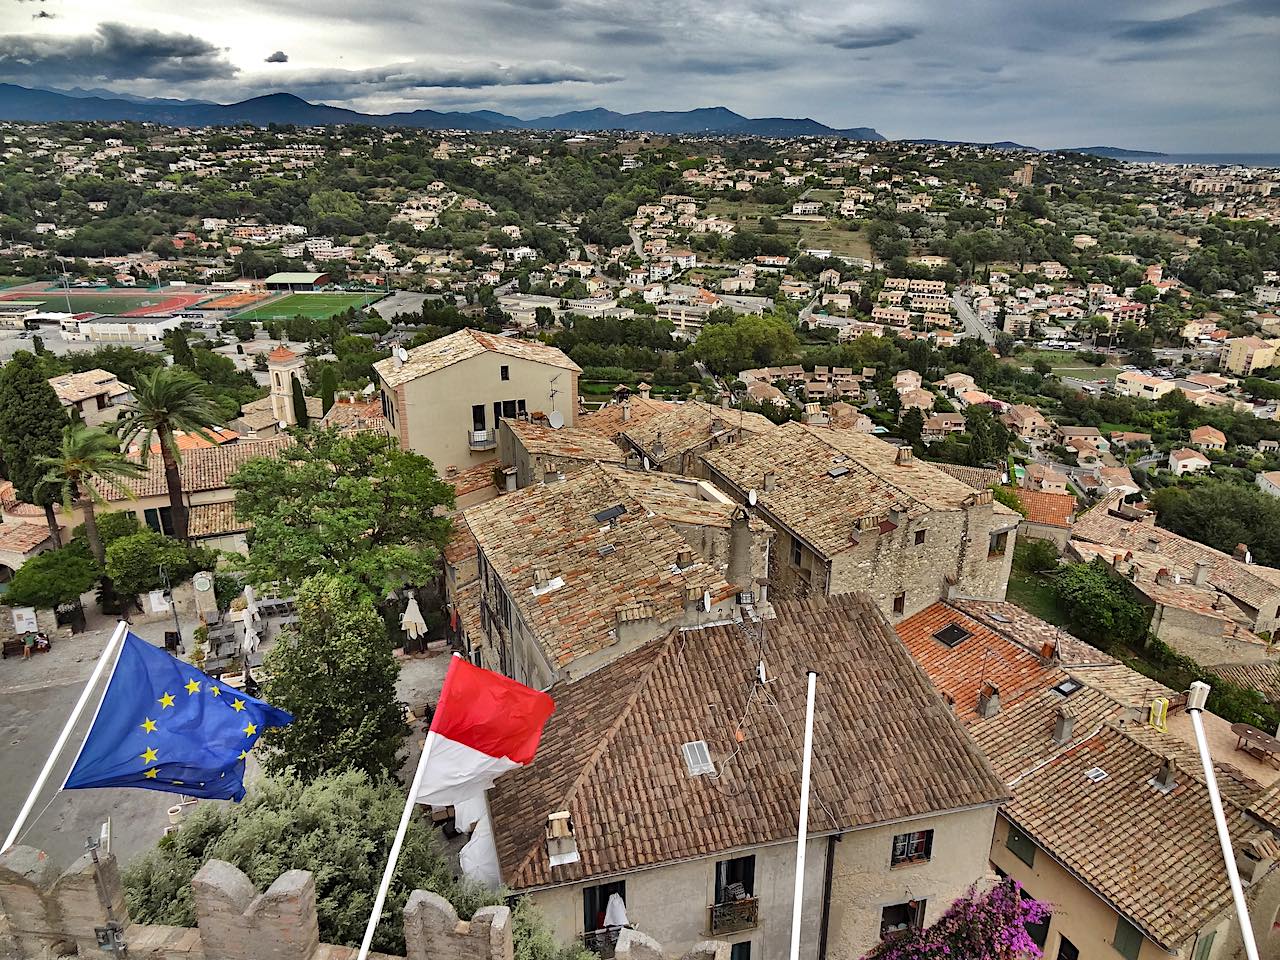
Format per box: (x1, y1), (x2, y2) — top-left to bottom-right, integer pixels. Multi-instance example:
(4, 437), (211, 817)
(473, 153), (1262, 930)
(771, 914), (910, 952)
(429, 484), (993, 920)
(1231, 722), (1280, 768)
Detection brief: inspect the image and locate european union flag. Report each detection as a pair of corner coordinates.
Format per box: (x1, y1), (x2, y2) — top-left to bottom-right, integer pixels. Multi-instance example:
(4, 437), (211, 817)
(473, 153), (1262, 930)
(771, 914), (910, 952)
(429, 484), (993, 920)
(64, 631), (292, 801)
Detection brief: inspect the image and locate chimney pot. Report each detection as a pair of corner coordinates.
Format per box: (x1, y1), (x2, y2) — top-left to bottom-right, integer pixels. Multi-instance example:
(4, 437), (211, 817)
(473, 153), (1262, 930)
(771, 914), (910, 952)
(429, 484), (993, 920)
(621, 399), (632, 423)
(545, 811), (580, 867)
(1052, 706), (1076, 744)
(896, 446), (914, 465)
(1155, 754), (1178, 792)
(763, 470), (776, 492)
(1193, 560), (1210, 587)
(1234, 543), (1252, 564)
(978, 682), (1001, 719)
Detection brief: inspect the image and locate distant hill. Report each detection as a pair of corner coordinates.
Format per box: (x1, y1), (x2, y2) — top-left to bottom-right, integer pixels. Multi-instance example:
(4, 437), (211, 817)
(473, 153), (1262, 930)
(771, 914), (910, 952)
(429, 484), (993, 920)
(908, 138), (1036, 150)
(1056, 145), (1168, 159)
(906, 136), (1167, 158)
(0, 84), (885, 139)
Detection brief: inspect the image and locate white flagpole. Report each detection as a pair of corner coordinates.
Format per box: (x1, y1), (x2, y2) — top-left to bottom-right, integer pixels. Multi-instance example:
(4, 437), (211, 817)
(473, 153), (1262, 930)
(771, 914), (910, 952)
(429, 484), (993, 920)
(3, 620), (129, 853)
(357, 729), (438, 960)
(789, 670), (817, 960)
(1187, 682), (1261, 960)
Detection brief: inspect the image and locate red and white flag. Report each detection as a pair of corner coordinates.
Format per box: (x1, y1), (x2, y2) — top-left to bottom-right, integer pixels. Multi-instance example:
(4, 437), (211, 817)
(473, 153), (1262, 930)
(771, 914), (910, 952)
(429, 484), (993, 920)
(415, 657), (554, 807)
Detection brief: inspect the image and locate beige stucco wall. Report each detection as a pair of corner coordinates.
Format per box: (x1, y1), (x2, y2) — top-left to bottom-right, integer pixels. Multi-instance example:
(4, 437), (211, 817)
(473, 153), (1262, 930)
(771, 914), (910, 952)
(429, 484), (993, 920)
(1148, 602), (1275, 665)
(384, 352), (578, 473)
(825, 806), (999, 960)
(991, 813), (1210, 960)
(525, 837), (829, 960)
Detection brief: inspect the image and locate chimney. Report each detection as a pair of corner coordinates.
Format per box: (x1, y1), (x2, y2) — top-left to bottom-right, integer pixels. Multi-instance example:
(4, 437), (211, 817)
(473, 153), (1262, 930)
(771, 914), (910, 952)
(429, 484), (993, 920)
(652, 433), (666, 461)
(675, 547), (694, 569)
(638, 382), (651, 400)
(888, 503), (907, 527)
(1193, 560), (1210, 587)
(1154, 754), (1178, 793)
(445, 464), (459, 479)
(1234, 543), (1253, 564)
(895, 446), (914, 465)
(720, 394), (730, 409)
(1236, 837), (1278, 886)
(1146, 535), (1160, 553)
(1052, 706), (1076, 745)
(533, 565), (551, 590)
(763, 470), (777, 492)
(1039, 638), (1057, 663)
(545, 811), (580, 867)
(977, 682), (1001, 719)
(615, 602), (655, 646)
(726, 506), (753, 594)
(1156, 567), (1172, 586)
(621, 398), (632, 422)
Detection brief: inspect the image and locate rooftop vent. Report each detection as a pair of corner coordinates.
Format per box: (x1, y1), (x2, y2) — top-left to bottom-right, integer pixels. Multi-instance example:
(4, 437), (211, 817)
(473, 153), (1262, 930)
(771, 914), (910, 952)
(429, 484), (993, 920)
(827, 466), (850, 478)
(598, 544), (616, 558)
(933, 623), (972, 648)
(681, 740), (715, 777)
(988, 612), (1012, 623)
(1084, 767), (1109, 783)
(1152, 754), (1178, 794)
(593, 504), (627, 525)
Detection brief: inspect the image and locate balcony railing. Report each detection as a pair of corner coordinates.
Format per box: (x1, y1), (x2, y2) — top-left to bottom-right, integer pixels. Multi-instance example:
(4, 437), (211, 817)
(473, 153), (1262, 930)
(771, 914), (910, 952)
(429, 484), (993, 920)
(582, 927), (626, 959)
(709, 897), (759, 936)
(469, 429), (497, 451)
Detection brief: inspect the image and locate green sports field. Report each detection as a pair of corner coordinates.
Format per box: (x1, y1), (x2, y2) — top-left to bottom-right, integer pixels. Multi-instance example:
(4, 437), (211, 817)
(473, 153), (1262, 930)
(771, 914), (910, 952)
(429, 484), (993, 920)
(0, 293), (176, 315)
(233, 292), (383, 320)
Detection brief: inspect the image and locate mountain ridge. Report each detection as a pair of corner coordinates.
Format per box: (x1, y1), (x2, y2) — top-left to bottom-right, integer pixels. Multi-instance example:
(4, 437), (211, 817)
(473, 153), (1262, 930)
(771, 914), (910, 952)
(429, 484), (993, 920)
(0, 84), (886, 139)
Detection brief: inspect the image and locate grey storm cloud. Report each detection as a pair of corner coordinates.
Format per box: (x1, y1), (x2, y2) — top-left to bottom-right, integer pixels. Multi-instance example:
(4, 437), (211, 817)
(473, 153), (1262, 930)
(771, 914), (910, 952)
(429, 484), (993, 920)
(1115, 0), (1280, 43)
(265, 50), (289, 63)
(824, 24), (919, 50)
(0, 22), (237, 83)
(256, 61), (622, 100)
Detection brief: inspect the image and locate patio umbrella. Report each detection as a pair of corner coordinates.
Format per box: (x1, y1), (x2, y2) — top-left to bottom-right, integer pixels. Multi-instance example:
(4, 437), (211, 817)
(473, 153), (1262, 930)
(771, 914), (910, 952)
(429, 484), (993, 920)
(604, 893), (629, 928)
(401, 597), (427, 640)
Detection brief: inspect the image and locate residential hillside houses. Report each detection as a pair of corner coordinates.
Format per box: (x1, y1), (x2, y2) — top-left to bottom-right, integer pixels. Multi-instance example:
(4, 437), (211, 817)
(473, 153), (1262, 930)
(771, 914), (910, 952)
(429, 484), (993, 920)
(47, 368), (132, 427)
(487, 593), (1009, 960)
(700, 423), (1019, 619)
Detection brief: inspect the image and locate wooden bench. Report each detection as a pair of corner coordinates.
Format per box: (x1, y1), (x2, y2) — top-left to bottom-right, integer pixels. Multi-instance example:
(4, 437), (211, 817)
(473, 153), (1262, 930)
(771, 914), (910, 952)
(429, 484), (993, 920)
(2, 638), (50, 659)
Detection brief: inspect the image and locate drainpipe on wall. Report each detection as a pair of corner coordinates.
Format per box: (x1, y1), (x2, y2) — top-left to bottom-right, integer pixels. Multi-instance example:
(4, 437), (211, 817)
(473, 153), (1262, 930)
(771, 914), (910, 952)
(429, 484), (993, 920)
(817, 833), (841, 960)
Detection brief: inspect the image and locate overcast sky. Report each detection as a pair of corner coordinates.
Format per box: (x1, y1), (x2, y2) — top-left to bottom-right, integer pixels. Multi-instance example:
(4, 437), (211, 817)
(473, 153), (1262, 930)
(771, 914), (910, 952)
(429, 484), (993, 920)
(1, 0), (1277, 151)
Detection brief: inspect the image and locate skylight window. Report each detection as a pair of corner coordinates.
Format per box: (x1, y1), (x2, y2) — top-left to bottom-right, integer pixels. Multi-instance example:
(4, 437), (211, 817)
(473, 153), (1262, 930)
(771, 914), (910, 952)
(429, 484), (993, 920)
(1084, 767), (1109, 783)
(933, 624), (972, 648)
(1052, 678), (1083, 698)
(681, 740), (715, 777)
(827, 466), (849, 478)
(593, 504), (627, 524)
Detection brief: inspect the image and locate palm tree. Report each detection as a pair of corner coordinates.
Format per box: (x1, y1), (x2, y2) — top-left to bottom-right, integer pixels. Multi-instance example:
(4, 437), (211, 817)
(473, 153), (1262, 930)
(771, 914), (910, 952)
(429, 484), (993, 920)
(117, 367), (222, 541)
(37, 423), (145, 563)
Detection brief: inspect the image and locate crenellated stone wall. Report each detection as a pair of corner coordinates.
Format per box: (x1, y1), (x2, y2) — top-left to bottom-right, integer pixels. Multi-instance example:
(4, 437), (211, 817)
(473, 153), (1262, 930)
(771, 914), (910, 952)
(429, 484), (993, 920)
(0, 846), (726, 960)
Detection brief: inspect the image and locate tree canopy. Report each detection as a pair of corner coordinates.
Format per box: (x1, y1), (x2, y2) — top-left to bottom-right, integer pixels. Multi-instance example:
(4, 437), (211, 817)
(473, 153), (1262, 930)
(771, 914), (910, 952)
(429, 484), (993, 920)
(1, 541), (99, 610)
(230, 430), (454, 596)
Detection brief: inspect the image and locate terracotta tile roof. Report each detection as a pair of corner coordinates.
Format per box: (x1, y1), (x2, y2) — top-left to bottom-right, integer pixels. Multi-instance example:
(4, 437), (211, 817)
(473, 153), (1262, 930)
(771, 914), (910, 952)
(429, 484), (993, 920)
(321, 397), (385, 430)
(577, 397), (679, 440)
(267, 345), (298, 363)
(47, 369), (130, 405)
(702, 423), (1017, 559)
(933, 463), (1001, 490)
(949, 599), (1116, 668)
(186, 501), (248, 538)
(1073, 493), (1280, 610)
(896, 603), (1063, 722)
(620, 401), (776, 463)
(133, 427), (241, 456)
(373, 329), (580, 388)
(1008, 488), (1076, 528)
(1251, 780), (1280, 831)
(490, 593), (1008, 891)
(0, 521), (54, 554)
(445, 460), (498, 500)
(91, 436), (293, 501)
(1212, 661), (1280, 703)
(503, 418), (625, 463)
(1001, 724), (1272, 950)
(462, 463), (740, 671)
(1190, 425), (1226, 445)
(443, 514), (478, 567)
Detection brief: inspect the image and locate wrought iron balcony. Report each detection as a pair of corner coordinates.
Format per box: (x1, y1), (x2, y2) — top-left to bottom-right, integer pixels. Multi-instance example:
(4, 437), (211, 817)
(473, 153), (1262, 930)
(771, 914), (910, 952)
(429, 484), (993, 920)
(468, 429), (497, 451)
(582, 927), (624, 959)
(709, 897), (759, 936)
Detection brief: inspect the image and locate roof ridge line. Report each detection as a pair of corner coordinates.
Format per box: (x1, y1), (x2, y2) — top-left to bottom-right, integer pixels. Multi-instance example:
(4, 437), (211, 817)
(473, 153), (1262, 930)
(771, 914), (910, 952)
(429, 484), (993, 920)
(508, 630), (679, 885)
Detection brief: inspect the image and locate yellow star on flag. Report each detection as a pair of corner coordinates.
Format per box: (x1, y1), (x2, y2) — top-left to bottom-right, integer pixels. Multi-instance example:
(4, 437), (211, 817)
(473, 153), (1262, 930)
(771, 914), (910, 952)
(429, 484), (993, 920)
(158, 692), (175, 709)
(210, 685), (221, 697)
(140, 747), (158, 765)
(231, 698), (246, 712)
(143, 769), (158, 779)
(242, 722), (257, 737)
(185, 678), (201, 695)
(140, 717), (157, 734)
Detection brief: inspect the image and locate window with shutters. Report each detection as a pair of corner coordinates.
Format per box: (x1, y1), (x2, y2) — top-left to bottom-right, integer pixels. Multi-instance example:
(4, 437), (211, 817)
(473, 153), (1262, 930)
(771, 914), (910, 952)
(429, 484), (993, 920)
(1112, 916), (1143, 960)
(1005, 825), (1036, 867)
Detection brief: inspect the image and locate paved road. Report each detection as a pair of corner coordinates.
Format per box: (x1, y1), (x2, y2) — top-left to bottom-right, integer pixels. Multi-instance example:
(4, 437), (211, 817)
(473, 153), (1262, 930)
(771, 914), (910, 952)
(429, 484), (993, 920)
(953, 290), (993, 344)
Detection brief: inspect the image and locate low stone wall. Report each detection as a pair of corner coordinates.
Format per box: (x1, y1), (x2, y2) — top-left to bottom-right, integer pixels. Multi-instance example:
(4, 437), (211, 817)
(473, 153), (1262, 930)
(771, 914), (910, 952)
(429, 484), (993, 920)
(0, 846), (725, 960)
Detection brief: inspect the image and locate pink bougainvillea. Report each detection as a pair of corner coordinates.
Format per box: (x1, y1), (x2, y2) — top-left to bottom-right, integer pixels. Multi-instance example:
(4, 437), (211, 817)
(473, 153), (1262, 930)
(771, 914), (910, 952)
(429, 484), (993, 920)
(862, 879), (1051, 960)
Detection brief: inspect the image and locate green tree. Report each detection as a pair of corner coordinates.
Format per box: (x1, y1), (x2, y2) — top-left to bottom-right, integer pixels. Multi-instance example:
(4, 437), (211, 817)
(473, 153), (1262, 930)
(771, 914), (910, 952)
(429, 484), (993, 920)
(1, 541), (99, 624)
(319, 365), (337, 414)
(37, 422), (144, 564)
(291, 377), (310, 428)
(261, 574), (404, 781)
(900, 407), (925, 446)
(230, 430), (454, 596)
(105, 529), (207, 603)
(1150, 482), (1280, 566)
(170, 329), (195, 369)
(1054, 558), (1150, 647)
(693, 313), (800, 375)
(118, 367), (223, 541)
(0, 352), (70, 546)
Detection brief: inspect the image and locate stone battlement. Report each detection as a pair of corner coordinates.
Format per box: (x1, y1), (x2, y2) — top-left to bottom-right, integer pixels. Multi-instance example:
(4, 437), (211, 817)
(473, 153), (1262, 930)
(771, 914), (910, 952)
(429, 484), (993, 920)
(0, 846), (724, 960)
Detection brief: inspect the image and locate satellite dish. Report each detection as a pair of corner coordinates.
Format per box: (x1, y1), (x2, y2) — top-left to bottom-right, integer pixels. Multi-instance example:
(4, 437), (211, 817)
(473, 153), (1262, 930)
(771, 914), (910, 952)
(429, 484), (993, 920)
(395, 346), (409, 362)
(642, 456), (651, 471)
(702, 590), (712, 612)
(748, 489), (758, 507)
(548, 410), (565, 429)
